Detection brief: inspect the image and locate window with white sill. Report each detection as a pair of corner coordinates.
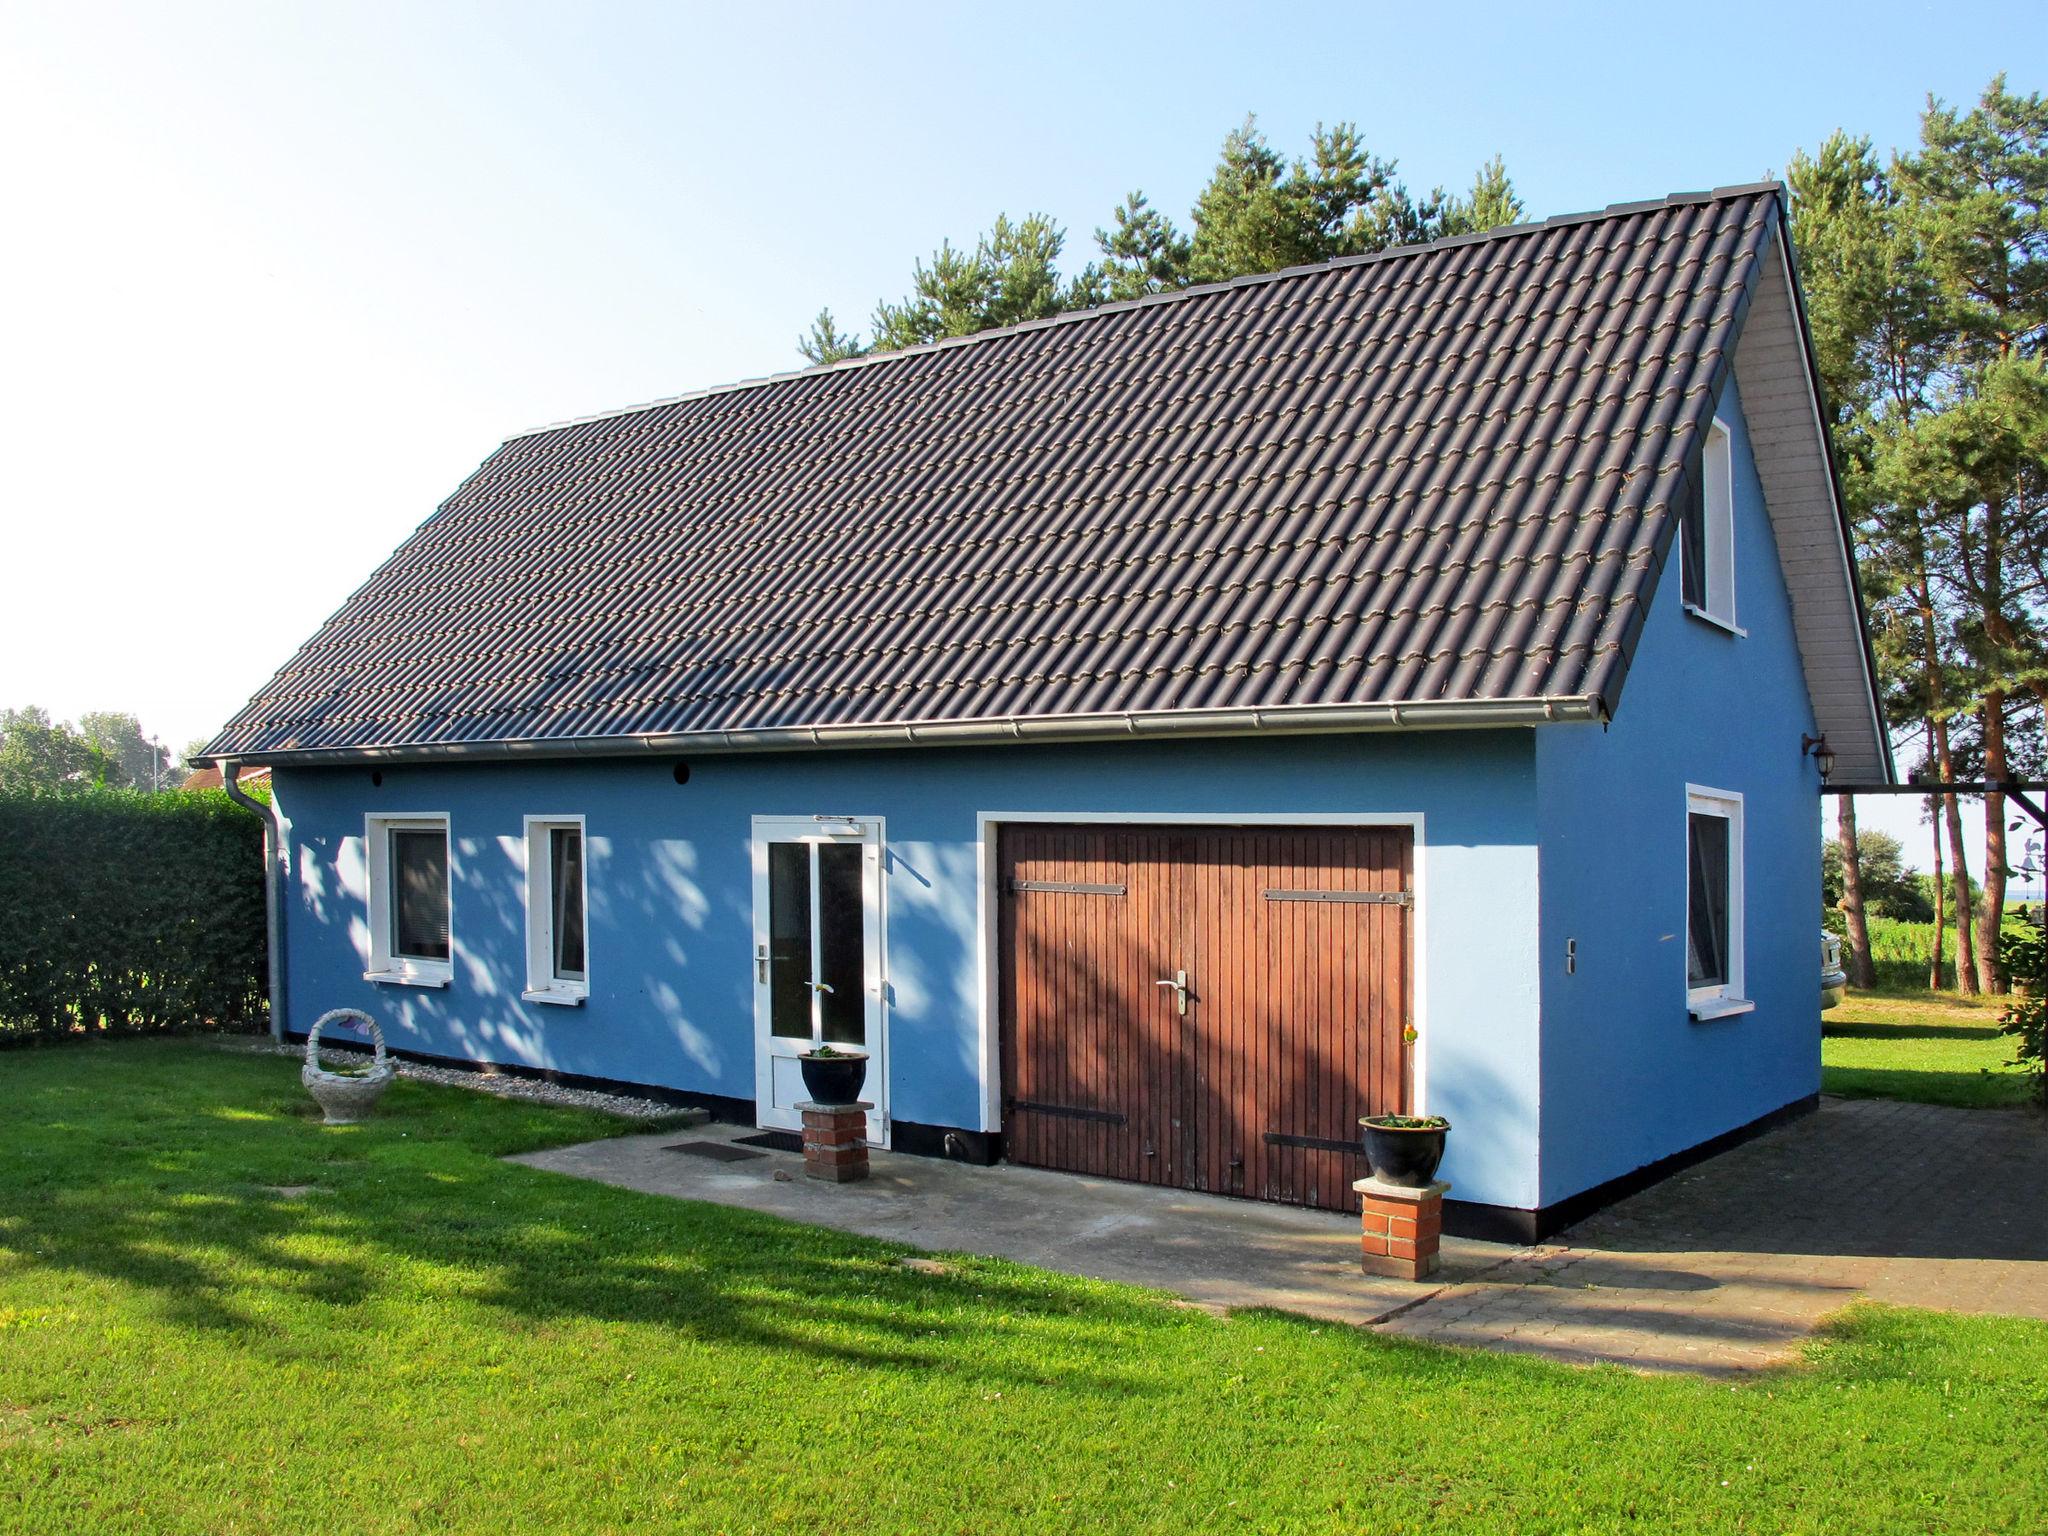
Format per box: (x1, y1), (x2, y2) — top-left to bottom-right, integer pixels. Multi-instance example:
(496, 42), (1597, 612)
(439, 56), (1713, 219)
(524, 817), (588, 1003)
(1686, 787), (1750, 1018)
(365, 814), (452, 986)
(1681, 418), (1738, 631)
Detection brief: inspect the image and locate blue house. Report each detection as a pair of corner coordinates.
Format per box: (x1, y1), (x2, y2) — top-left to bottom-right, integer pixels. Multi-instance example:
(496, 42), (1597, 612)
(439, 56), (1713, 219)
(205, 184), (1888, 1240)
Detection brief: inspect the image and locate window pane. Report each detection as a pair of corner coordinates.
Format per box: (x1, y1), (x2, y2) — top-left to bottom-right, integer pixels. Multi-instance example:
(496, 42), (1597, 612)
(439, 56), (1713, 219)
(550, 827), (585, 981)
(1680, 476), (1706, 609)
(392, 829), (449, 961)
(817, 842), (866, 1045)
(767, 842), (813, 1040)
(1687, 812), (1729, 988)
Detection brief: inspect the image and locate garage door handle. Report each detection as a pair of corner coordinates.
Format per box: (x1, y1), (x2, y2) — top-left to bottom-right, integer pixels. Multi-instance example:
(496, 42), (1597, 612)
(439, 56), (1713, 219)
(1154, 970), (1188, 1016)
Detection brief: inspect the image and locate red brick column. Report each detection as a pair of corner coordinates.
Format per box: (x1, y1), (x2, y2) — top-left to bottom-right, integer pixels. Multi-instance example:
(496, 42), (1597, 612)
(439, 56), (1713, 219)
(799, 1101), (871, 1183)
(1353, 1176), (1449, 1280)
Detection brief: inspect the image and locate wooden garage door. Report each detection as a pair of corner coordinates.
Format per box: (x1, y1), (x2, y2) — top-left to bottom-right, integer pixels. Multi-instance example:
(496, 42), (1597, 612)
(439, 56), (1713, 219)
(997, 823), (1412, 1213)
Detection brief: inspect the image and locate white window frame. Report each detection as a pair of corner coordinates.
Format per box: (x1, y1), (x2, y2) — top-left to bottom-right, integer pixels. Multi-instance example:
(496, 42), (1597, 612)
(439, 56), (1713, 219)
(1684, 786), (1751, 1019)
(523, 815), (589, 1005)
(1684, 417), (1742, 634)
(364, 812), (453, 988)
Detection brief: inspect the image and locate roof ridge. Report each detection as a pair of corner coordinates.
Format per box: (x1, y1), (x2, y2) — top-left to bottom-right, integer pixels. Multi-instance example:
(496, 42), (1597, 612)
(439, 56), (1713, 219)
(513, 181), (1786, 440)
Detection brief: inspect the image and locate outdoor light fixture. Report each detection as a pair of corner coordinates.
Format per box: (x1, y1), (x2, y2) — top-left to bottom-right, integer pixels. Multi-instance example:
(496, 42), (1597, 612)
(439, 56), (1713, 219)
(1802, 733), (1835, 783)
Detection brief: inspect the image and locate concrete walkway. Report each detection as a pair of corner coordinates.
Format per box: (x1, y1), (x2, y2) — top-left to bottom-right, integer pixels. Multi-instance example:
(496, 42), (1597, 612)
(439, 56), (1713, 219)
(1382, 1096), (2048, 1373)
(512, 1123), (1518, 1325)
(513, 1096), (2048, 1376)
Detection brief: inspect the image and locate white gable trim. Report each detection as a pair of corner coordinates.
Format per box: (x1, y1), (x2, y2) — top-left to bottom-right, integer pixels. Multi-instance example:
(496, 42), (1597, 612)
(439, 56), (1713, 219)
(1727, 225), (1891, 783)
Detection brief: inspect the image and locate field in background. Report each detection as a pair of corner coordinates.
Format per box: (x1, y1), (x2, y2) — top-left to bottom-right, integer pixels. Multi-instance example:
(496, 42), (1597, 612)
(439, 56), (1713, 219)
(1857, 914), (2041, 994)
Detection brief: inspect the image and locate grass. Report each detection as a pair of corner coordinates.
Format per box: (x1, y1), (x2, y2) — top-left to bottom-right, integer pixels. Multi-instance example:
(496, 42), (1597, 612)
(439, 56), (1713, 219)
(1822, 989), (2035, 1109)
(3, 1040), (2046, 1534)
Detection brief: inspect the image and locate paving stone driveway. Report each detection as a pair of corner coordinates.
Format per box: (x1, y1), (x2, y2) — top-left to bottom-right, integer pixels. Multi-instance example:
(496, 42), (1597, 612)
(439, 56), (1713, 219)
(1381, 1096), (2048, 1374)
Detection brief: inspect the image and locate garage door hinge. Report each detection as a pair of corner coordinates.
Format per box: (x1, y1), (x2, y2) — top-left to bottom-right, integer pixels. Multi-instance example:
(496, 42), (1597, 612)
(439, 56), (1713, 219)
(1008, 879), (1128, 896)
(1261, 887), (1412, 906)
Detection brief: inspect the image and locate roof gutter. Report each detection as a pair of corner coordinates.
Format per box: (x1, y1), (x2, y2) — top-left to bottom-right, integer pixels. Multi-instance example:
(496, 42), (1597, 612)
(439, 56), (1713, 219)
(208, 693), (1609, 769)
(220, 760), (289, 1042)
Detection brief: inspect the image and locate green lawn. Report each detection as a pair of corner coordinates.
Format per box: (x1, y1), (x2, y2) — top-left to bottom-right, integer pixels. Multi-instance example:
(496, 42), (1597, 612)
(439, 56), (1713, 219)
(3, 1041), (2046, 1534)
(1822, 990), (2034, 1108)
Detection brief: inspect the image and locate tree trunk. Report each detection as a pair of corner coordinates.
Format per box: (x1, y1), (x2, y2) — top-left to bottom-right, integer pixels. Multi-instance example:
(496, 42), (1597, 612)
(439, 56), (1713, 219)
(1929, 796), (1947, 991)
(1913, 576), (1976, 993)
(1976, 692), (2009, 993)
(1837, 795), (1876, 988)
(1941, 783), (1978, 995)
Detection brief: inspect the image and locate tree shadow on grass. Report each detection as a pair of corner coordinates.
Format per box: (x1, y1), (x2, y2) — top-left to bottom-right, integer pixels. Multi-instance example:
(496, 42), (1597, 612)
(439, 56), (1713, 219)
(0, 1042), (1158, 1396)
(1823, 1021), (2004, 1042)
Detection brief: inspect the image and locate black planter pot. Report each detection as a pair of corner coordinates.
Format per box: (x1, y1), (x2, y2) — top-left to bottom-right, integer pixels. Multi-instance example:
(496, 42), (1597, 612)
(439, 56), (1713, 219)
(1360, 1117), (1449, 1188)
(798, 1051), (869, 1106)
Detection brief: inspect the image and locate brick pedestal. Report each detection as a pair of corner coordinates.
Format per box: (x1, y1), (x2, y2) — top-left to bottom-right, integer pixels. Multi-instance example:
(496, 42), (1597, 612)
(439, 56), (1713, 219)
(1354, 1176), (1449, 1280)
(799, 1101), (871, 1183)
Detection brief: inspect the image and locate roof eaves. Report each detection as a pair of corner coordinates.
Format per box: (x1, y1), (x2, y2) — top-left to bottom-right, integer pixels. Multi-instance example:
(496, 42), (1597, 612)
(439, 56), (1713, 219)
(203, 693), (1609, 769)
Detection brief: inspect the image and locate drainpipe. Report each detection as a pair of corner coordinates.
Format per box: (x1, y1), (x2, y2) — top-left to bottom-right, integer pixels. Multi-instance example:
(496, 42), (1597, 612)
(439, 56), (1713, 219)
(221, 760), (288, 1041)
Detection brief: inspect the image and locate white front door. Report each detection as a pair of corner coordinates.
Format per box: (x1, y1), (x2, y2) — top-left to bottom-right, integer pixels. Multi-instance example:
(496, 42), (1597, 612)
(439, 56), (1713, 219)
(750, 815), (887, 1145)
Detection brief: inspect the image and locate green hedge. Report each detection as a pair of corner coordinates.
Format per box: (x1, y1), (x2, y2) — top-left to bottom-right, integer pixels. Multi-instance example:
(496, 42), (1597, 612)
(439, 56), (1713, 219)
(0, 788), (267, 1040)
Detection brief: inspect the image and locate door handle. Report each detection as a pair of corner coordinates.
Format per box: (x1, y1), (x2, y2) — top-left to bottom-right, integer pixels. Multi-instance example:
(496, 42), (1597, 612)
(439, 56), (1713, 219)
(1154, 969), (1189, 1016)
(812, 980), (835, 995)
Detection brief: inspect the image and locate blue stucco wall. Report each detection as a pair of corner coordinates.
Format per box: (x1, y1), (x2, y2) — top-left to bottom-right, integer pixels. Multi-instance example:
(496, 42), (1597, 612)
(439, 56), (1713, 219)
(274, 728), (1547, 1208)
(1533, 378), (1825, 1208)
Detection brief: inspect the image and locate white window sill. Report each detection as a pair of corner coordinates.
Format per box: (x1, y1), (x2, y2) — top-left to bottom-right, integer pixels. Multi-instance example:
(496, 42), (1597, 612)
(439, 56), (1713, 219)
(1682, 603), (1746, 638)
(522, 986), (588, 1007)
(1688, 995), (1756, 1021)
(365, 966), (452, 989)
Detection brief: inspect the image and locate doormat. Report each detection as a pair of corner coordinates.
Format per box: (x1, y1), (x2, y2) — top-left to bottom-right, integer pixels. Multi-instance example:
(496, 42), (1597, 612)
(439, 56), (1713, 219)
(732, 1131), (804, 1153)
(663, 1140), (766, 1162)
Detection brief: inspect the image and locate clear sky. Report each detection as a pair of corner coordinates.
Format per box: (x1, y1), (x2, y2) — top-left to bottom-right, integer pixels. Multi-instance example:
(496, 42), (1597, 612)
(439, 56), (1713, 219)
(4, 1), (2039, 867)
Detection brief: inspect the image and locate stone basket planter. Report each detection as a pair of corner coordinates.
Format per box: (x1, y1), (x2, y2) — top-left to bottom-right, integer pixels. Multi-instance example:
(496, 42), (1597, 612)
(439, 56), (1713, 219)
(303, 1008), (396, 1125)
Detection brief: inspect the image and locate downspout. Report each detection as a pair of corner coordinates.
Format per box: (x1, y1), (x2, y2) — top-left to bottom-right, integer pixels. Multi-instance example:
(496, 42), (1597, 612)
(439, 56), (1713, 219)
(221, 760), (289, 1041)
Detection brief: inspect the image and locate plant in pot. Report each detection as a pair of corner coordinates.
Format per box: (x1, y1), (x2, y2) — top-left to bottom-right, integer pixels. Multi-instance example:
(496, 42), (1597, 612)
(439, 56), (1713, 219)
(797, 1043), (869, 1105)
(1360, 1113), (1451, 1188)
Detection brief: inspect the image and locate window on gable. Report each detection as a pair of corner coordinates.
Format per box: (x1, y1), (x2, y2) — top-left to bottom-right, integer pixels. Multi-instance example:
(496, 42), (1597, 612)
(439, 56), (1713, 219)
(524, 817), (588, 1003)
(1682, 418), (1737, 630)
(365, 815), (452, 986)
(1686, 787), (1749, 1018)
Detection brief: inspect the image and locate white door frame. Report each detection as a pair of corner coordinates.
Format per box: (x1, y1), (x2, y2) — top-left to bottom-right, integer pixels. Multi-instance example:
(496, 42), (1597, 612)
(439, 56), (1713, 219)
(750, 814), (889, 1145)
(973, 810), (1427, 1137)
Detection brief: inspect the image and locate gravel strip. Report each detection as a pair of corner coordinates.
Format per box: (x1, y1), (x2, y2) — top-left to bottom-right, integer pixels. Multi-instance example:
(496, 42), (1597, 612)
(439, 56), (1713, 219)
(211, 1036), (703, 1121)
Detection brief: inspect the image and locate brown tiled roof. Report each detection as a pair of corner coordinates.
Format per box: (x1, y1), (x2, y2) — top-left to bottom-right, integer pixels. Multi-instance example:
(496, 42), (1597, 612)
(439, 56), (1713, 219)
(206, 183), (1883, 769)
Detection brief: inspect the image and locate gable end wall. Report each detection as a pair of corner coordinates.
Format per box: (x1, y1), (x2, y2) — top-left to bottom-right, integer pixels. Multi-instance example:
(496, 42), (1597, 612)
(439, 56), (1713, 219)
(1533, 375), (1823, 1207)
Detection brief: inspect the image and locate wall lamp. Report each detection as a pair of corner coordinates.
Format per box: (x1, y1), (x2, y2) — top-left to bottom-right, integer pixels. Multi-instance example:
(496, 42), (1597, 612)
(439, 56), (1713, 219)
(1802, 733), (1835, 783)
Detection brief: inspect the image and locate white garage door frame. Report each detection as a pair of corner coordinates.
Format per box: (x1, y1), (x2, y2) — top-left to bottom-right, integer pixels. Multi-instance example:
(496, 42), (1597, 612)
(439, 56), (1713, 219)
(972, 810), (1430, 1138)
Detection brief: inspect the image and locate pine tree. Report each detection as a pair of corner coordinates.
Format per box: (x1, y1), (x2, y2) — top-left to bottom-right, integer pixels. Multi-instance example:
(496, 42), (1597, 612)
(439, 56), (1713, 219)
(1087, 191), (1193, 301)
(1441, 155), (1526, 238)
(1791, 81), (2048, 994)
(796, 119), (1523, 359)
(798, 309), (869, 366)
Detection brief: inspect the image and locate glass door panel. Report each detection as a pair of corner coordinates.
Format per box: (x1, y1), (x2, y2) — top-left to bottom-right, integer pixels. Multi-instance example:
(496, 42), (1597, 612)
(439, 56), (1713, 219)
(817, 841), (867, 1045)
(767, 841), (815, 1039)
